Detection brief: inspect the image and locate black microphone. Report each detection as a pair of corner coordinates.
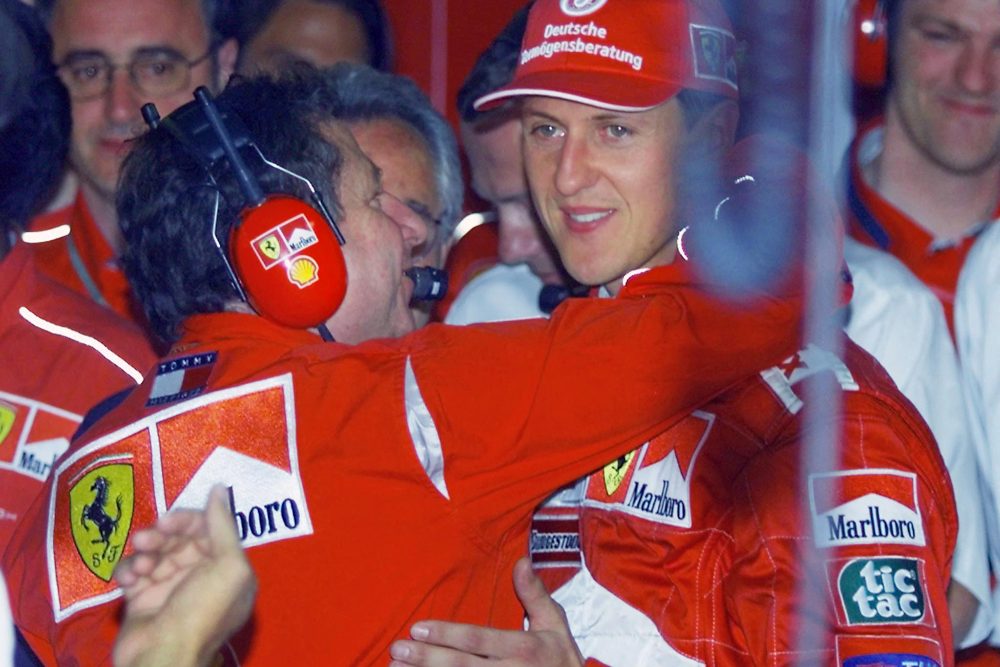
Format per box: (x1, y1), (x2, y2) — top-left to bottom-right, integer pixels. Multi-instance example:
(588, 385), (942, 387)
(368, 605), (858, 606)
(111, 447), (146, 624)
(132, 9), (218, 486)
(538, 283), (589, 314)
(405, 267), (448, 302)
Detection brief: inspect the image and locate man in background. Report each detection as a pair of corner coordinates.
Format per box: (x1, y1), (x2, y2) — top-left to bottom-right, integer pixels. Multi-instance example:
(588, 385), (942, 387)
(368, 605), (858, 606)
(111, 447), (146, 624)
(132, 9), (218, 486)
(445, 2), (573, 325)
(845, 0), (1000, 328)
(25, 0), (237, 333)
(0, 0), (155, 556)
(315, 63), (463, 325)
(236, 0), (392, 74)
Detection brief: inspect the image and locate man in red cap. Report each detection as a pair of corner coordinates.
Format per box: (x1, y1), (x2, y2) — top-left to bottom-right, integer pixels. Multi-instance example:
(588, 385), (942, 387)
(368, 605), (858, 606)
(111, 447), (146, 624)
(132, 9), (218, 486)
(389, 0), (958, 665)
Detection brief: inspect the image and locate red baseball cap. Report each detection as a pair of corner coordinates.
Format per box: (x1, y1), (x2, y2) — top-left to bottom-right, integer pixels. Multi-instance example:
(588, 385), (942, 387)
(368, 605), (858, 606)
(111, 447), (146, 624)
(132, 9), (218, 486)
(475, 0), (739, 112)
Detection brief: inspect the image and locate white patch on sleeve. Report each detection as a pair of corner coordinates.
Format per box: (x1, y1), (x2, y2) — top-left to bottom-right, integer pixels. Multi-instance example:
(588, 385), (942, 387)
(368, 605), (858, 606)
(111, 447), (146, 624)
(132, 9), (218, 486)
(405, 358), (449, 500)
(553, 563), (703, 666)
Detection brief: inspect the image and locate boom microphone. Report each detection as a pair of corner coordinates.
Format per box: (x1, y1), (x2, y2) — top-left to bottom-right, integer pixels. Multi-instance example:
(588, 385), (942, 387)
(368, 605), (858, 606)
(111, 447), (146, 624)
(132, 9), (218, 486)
(538, 283), (590, 314)
(405, 267), (448, 302)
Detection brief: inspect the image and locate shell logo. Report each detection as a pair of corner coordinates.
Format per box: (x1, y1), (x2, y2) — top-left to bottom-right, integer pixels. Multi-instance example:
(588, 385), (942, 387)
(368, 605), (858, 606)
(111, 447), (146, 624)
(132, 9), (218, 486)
(287, 256), (319, 288)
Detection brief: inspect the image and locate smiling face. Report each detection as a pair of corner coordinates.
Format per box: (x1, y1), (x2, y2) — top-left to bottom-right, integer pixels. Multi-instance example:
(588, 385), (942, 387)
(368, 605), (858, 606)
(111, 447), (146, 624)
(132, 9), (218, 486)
(460, 115), (566, 286)
(887, 0), (1000, 175)
(320, 122), (425, 343)
(521, 96), (689, 292)
(50, 0), (232, 203)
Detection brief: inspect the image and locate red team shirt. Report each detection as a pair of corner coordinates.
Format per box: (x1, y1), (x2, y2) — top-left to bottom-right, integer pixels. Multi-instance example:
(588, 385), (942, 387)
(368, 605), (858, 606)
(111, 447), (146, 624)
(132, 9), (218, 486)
(0, 244), (155, 551)
(2, 265), (805, 665)
(25, 191), (147, 328)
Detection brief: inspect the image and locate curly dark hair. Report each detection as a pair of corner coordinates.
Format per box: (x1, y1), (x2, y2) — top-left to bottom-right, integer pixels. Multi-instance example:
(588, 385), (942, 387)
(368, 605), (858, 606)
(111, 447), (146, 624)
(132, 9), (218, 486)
(117, 71), (344, 342)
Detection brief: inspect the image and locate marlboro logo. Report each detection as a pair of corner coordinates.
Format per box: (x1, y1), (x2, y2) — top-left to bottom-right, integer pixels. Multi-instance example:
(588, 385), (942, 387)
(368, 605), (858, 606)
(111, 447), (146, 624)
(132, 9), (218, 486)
(251, 214), (319, 269)
(585, 411), (713, 529)
(0, 391), (80, 482)
(809, 470), (925, 548)
(49, 375), (312, 622)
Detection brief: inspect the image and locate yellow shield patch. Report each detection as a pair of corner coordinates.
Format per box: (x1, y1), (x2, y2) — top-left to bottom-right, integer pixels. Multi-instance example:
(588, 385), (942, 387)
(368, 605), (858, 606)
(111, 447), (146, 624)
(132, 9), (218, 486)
(257, 234), (281, 261)
(0, 402), (15, 445)
(603, 450), (636, 496)
(69, 464), (134, 581)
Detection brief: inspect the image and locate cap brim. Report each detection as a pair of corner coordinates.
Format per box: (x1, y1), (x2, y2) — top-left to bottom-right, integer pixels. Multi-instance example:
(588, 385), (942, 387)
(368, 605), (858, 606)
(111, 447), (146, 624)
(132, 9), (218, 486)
(474, 69), (682, 113)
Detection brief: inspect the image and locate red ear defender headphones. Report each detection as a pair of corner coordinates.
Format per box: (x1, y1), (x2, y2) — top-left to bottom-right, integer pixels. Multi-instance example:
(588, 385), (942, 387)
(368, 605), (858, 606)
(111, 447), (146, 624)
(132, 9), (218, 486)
(852, 0), (889, 89)
(141, 88), (348, 337)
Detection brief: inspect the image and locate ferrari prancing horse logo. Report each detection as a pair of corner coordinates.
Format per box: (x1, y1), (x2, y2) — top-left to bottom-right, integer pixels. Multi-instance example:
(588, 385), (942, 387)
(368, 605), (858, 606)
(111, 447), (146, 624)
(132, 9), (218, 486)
(0, 402), (15, 445)
(69, 464), (134, 581)
(603, 450), (636, 496)
(257, 234), (281, 261)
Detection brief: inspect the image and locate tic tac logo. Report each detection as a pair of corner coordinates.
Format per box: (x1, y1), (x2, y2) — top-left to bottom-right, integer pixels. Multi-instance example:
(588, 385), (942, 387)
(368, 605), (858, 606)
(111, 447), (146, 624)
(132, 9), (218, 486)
(585, 411), (713, 529)
(833, 557), (928, 626)
(560, 0), (608, 17)
(809, 469), (926, 548)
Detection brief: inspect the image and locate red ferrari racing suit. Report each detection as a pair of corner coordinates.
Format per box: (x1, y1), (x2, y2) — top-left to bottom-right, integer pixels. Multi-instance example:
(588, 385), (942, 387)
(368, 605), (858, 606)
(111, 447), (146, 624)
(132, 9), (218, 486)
(555, 336), (958, 666)
(2, 264), (803, 666)
(0, 244), (155, 551)
(24, 190), (147, 330)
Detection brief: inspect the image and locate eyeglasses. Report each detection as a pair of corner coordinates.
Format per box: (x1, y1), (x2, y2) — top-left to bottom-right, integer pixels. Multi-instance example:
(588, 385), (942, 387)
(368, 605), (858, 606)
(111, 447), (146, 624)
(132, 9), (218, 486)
(406, 200), (444, 231)
(56, 46), (216, 101)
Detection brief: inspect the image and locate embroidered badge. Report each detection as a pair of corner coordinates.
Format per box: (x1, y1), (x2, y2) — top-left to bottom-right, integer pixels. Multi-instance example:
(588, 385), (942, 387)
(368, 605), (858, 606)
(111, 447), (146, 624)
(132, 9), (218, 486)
(69, 463), (134, 581)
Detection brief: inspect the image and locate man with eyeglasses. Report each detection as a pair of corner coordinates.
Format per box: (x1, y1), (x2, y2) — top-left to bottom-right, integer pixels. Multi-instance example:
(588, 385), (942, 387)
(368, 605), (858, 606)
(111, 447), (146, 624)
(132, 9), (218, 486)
(314, 63), (464, 326)
(24, 0), (238, 337)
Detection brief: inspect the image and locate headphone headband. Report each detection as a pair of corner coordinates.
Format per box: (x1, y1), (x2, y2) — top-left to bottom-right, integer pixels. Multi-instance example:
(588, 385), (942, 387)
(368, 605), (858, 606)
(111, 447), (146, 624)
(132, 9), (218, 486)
(141, 89), (349, 331)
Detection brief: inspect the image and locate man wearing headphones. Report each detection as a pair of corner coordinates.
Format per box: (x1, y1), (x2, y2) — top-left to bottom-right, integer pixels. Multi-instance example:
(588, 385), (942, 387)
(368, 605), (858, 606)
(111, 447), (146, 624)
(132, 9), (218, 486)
(2, 69), (805, 665)
(389, 0), (958, 665)
(846, 0), (1000, 330)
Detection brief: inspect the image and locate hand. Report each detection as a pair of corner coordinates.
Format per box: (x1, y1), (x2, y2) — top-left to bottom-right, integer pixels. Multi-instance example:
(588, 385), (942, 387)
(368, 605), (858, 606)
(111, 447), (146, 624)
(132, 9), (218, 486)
(389, 557), (583, 666)
(113, 485), (257, 667)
